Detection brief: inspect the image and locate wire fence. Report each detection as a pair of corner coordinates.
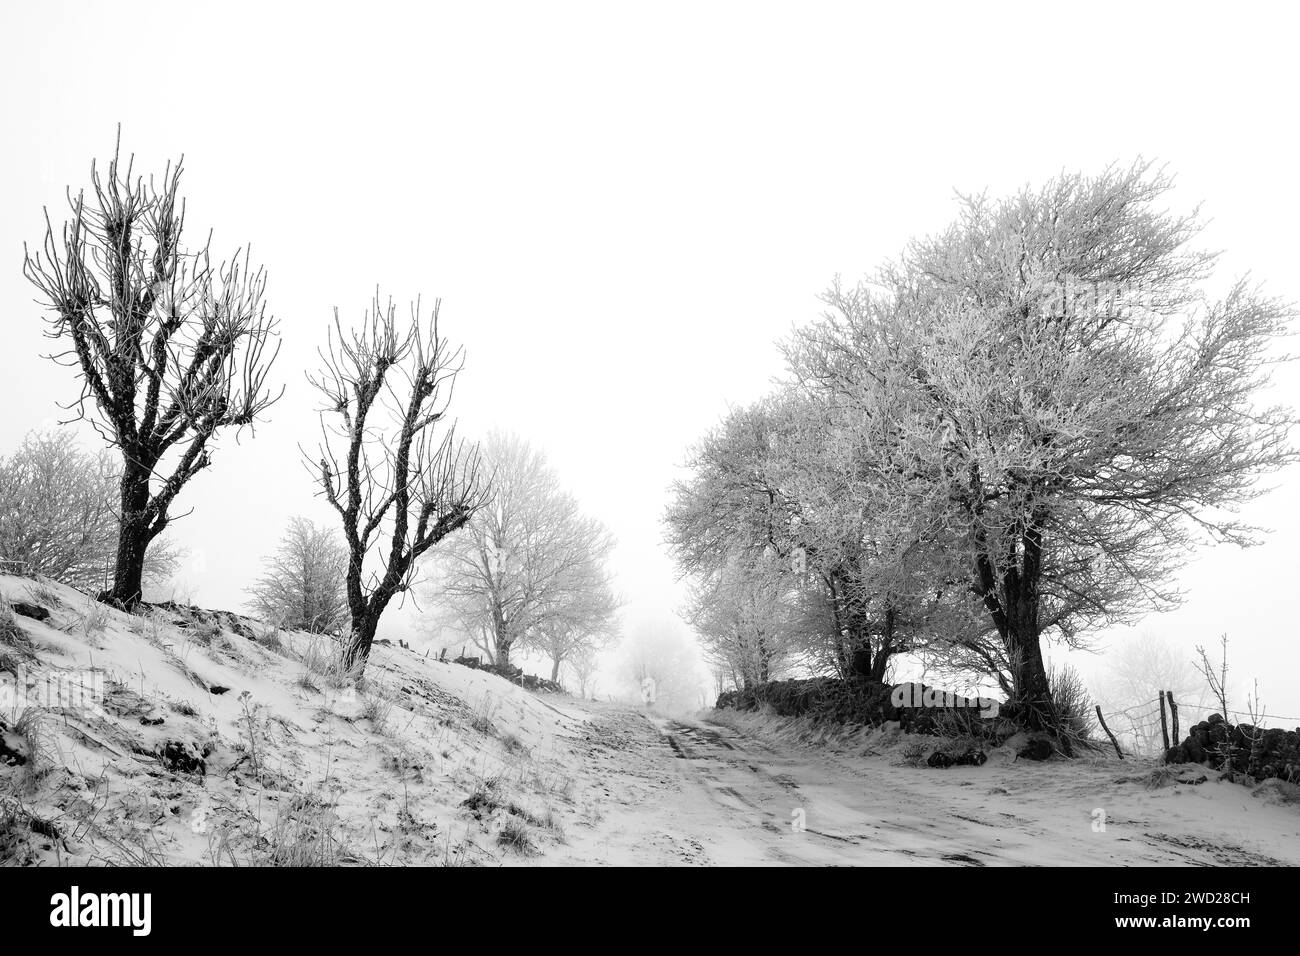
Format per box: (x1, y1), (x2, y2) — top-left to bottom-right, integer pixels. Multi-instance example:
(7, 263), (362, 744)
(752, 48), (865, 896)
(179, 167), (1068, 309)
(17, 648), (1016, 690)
(1100, 695), (1300, 729)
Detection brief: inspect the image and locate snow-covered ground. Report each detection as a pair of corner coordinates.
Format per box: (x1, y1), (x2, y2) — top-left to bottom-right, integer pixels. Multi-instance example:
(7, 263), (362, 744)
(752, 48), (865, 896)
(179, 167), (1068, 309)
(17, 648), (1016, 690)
(561, 706), (1300, 865)
(3, 573), (1299, 866)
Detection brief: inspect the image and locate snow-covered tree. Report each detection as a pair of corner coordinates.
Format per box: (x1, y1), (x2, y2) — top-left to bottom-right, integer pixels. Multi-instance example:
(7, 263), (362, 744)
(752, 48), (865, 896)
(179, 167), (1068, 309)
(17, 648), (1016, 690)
(245, 517), (348, 634)
(428, 432), (618, 671)
(0, 429), (184, 592)
(667, 389), (958, 681)
(803, 164), (1297, 730)
(683, 549), (799, 690)
(535, 578), (622, 684)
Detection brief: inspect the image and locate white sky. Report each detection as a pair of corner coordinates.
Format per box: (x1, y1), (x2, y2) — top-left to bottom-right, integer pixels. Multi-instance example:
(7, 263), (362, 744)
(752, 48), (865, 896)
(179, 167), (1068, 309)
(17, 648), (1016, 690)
(3, 1), (1299, 716)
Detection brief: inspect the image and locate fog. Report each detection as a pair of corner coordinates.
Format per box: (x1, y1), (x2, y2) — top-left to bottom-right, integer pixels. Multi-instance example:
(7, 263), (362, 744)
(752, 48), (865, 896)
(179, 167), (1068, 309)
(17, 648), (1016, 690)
(3, 1), (1298, 715)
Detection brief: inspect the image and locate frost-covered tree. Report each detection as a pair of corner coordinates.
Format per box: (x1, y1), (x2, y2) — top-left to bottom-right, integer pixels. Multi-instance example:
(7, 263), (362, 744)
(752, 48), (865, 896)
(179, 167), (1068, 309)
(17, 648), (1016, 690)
(804, 164), (1297, 730)
(535, 576), (622, 683)
(684, 549), (798, 690)
(567, 646), (602, 699)
(0, 431), (115, 585)
(245, 517), (348, 634)
(0, 429), (183, 592)
(666, 391), (956, 681)
(428, 432), (617, 671)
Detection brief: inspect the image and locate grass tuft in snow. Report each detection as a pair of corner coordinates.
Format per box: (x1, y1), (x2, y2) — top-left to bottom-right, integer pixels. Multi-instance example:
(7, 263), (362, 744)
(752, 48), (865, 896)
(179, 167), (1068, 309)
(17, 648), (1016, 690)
(25, 580), (64, 611)
(262, 792), (346, 866)
(358, 688), (394, 735)
(501, 732), (529, 757)
(252, 622), (287, 656)
(496, 816), (535, 854)
(297, 637), (363, 690)
(0, 796), (40, 865)
(10, 706), (55, 785)
(469, 692), (501, 738)
(0, 602), (30, 650)
(74, 600), (109, 641)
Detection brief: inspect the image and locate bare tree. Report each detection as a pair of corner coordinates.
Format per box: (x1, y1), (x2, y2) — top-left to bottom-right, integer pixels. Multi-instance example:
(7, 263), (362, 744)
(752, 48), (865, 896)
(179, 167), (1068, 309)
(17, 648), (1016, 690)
(1193, 634), (1232, 723)
(245, 517), (348, 634)
(567, 646), (602, 699)
(309, 291), (487, 673)
(23, 136), (282, 607)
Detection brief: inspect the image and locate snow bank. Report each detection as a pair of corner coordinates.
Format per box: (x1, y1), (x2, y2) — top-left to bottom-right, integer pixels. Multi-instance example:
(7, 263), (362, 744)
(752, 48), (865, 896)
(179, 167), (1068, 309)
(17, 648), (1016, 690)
(0, 574), (588, 865)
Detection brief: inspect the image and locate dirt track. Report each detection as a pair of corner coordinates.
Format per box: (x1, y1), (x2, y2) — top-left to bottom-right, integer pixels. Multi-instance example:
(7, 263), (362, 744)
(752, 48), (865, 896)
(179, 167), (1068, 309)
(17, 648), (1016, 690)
(553, 702), (1300, 866)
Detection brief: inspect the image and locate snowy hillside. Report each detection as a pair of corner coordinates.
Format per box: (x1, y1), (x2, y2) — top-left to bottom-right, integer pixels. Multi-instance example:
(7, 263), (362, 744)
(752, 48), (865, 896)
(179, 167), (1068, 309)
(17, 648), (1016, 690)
(0, 574), (594, 865)
(5, 573), (1299, 867)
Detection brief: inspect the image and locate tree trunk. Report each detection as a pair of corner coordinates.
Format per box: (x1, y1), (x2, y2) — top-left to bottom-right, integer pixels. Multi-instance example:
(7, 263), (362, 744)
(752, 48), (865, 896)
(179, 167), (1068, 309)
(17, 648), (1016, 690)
(102, 463), (153, 607)
(550, 655), (561, 683)
(868, 605), (896, 682)
(343, 613), (379, 672)
(1007, 622), (1052, 728)
(845, 604), (873, 679)
(495, 634), (513, 671)
(977, 520), (1069, 750)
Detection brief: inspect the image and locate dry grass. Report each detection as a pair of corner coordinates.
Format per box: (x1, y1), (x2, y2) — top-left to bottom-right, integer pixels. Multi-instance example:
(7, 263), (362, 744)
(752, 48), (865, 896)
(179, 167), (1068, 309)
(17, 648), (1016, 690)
(496, 816), (535, 854)
(0, 602), (29, 650)
(1047, 663), (1099, 748)
(7, 706), (55, 786)
(0, 795), (40, 865)
(170, 606), (223, 645)
(297, 638), (363, 690)
(900, 740), (928, 767)
(168, 698), (199, 718)
(469, 692), (501, 738)
(25, 580), (64, 610)
(501, 732), (529, 756)
(61, 599), (110, 645)
(359, 689), (394, 735)
(260, 792), (347, 866)
(253, 623), (287, 656)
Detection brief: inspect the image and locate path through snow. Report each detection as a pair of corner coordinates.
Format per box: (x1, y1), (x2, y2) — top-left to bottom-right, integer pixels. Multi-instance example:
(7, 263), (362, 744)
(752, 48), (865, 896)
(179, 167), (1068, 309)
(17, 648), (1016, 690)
(553, 701), (1300, 866)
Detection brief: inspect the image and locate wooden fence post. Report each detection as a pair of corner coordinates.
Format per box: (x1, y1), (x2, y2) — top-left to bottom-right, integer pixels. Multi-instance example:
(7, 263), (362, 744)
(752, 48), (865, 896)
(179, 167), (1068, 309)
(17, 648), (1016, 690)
(1158, 690), (1170, 752)
(1166, 690), (1180, 745)
(1096, 705), (1123, 759)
